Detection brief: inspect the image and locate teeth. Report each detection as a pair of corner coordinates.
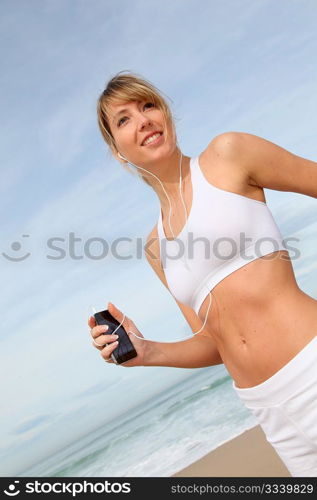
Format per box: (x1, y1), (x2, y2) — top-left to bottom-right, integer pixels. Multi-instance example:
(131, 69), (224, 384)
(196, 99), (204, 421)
(143, 132), (161, 145)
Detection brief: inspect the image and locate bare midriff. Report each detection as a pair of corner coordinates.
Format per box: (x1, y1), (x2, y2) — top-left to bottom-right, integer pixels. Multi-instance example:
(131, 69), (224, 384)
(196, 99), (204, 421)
(197, 249), (317, 388)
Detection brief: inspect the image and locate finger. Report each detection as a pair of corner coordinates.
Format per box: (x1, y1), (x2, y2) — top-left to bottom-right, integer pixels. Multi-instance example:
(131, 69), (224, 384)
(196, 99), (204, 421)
(100, 340), (119, 361)
(88, 316), (96, 328)
(92, 334), (118, 348)
(108, 302), (129, 329)
(92, 338), (104, 348)
(90, 325), (109, 339)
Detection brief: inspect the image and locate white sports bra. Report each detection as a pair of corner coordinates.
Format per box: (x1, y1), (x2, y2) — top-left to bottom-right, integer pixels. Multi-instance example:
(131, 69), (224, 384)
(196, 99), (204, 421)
(157, 155), (287, 315)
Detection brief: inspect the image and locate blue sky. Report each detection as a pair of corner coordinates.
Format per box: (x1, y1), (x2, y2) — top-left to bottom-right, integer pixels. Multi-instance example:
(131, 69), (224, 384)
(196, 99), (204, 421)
(1, 0), (317, 475)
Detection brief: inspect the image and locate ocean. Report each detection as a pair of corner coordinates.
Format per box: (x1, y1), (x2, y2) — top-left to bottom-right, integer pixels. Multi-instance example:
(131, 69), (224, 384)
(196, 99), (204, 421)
(21, 366), (257, 477)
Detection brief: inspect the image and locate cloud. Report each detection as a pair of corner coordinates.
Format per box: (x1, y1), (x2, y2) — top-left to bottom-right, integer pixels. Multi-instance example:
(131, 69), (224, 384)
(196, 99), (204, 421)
(12, 414), (54, 435)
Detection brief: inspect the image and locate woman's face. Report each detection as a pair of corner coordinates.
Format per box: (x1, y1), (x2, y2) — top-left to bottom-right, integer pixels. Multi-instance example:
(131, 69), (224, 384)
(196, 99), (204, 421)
(107, 99), (175, 165)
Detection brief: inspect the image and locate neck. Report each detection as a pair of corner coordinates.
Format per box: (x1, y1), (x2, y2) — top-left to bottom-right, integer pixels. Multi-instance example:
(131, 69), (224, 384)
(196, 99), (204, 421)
(141, 148), (191, 212)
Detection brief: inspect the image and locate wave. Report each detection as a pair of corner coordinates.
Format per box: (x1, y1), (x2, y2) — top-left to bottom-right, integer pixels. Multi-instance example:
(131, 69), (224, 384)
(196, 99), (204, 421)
(159, 375), (231, 420)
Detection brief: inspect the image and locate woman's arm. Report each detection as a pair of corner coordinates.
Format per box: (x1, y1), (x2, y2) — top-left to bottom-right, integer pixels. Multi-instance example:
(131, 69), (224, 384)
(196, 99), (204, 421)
(144, 228), (223, 369)
(143, 334), (223, 368)
(89, 302), (222, 369)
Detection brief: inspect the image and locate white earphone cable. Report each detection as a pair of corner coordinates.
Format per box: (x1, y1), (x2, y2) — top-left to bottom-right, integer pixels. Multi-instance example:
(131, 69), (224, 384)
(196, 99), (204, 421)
(114, 149), (213, 342)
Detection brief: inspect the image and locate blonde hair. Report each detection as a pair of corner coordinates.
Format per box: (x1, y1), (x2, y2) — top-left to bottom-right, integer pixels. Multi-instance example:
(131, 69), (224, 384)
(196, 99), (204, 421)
(97, 71), (176, 186)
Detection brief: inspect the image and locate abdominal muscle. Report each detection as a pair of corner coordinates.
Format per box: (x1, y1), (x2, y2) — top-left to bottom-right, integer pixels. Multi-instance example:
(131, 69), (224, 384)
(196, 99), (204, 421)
(197, 250), (317, 388)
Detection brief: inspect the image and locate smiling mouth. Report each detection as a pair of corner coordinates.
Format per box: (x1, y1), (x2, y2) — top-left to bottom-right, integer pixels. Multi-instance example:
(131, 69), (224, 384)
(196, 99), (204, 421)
(141, 132), (163, 146)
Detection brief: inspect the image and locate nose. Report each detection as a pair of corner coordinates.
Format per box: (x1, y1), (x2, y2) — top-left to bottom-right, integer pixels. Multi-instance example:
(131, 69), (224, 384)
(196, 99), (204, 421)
(137, 112), (152, 131)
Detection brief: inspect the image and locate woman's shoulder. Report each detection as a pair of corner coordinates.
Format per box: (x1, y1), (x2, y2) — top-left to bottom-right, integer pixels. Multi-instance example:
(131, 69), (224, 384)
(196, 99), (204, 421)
(198, 131), (248, 181)
(198, 132), (265, 199)
(201, 131), (246, 163)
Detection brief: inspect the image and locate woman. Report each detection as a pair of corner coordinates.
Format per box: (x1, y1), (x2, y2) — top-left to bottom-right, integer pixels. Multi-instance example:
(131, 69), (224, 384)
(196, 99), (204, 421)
(89, 71), (317, 477)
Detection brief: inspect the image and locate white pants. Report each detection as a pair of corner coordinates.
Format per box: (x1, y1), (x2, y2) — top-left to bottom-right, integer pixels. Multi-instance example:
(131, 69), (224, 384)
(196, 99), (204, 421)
(233, 336), (317, 477)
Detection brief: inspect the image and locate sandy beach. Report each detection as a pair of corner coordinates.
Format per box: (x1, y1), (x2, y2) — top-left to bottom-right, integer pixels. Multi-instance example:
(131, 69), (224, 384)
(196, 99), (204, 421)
(172, 425), (290, 477)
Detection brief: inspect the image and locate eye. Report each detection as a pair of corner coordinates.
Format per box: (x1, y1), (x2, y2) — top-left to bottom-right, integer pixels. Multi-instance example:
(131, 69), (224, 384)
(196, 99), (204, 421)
(143, 102), (155, 110)
(117, 116), (128, 127)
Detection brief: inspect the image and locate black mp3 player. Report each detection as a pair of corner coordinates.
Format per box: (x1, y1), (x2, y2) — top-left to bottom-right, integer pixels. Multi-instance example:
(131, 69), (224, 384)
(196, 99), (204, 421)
(93, 309), (137, 364)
